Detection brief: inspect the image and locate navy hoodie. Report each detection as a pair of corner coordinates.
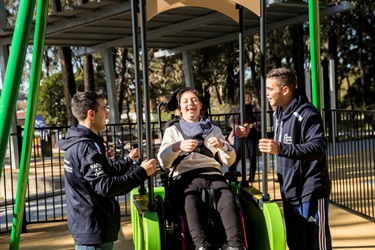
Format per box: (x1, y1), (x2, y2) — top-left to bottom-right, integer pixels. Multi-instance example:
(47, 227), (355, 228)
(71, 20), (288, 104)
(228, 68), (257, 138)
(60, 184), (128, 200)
(274, 91), (331, 205)
(58, 125), (148, 245)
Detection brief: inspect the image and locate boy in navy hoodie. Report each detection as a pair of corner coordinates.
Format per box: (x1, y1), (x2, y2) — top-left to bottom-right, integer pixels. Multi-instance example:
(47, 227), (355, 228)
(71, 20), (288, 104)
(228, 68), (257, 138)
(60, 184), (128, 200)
(58, 92), (156, 250)
(259, 68), (332, 250)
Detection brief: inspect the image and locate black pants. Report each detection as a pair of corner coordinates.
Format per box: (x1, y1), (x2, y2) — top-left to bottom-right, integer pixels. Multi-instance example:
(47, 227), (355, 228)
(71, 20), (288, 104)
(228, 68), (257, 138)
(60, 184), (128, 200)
(171, 176), (243, 248)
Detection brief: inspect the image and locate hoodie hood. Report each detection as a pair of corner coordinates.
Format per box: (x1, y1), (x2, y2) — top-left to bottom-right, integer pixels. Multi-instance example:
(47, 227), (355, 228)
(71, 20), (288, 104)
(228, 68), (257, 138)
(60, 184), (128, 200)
(276, 89), (309, 121)
(58, 125), (103, 151)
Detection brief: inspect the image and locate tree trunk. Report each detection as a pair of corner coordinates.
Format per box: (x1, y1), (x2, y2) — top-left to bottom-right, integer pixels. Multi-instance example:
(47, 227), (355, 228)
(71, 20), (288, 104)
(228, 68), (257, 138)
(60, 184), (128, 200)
(357, 31), (366, 109)
(247, 36), (258, 101)
(80, 0), (95, 92)
(116, 48), (128, 116)
(58, 47), (76, 125)
(51, 0), (77, 126)
(271, 30), (283, 69)
(43, 49), (50, 78)
(226, 61), (235, 104)
(291, 24), (305, 92)
(83, 54), (95, 92)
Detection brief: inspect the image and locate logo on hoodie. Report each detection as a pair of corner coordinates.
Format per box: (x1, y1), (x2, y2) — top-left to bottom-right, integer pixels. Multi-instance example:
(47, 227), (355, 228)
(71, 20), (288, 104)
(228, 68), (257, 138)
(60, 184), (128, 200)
(64, 159), (73, 173)
(283, 133), (292, 144)
(90, 163), (104, 176)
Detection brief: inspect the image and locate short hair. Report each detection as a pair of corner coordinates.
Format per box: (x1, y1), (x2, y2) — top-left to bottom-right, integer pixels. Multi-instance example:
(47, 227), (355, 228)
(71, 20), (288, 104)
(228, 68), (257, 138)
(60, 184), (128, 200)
(176, 87), (202, 106)
(266, 67), (297, 89)
(71, 92), (104, 121)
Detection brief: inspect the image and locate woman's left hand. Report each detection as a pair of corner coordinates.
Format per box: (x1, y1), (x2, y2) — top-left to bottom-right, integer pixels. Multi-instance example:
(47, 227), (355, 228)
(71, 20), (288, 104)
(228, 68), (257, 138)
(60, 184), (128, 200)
(207, 137), (223, 148)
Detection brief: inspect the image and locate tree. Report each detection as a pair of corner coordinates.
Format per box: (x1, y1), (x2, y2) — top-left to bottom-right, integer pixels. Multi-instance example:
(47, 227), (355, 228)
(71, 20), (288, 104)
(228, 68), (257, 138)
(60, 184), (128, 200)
(321, 0), (375, 110)
(5, 0), (375, 117)
(51, 0), (77, 126)
(38, 73), (67, 126)
(80, 0), (95, 92)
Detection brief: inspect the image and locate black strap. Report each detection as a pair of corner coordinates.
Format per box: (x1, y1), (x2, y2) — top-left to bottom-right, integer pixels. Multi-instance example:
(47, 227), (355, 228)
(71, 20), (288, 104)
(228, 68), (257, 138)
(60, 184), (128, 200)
(173, 122), (218, 161)
(180, 167), (223, 210)
(170, 166), (223, 184)
(167, 121), (222, 179)
(179, 166), (222, 177)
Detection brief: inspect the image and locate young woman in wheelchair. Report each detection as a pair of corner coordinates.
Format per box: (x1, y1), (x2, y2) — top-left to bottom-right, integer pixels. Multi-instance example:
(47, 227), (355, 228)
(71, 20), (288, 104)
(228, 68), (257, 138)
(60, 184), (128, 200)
(157, 87), (245, 250)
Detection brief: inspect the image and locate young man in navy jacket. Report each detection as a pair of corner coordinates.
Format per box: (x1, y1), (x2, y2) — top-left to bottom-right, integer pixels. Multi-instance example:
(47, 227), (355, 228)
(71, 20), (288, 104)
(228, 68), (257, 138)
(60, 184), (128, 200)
(58, 92), (156, 250)
(259, 68), (332, 250)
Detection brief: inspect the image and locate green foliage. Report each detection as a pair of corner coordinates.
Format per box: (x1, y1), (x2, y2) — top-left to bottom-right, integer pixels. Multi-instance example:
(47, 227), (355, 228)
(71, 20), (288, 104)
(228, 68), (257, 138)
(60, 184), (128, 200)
(38, 73), (67, 126)
(210, 102), (233, 115)
(8, 0), (375, 118)
(74, 67), (84, 92)
(148, 51), (185, 103)
(92, 53), (108, 93)
(321, 0), (375, 110)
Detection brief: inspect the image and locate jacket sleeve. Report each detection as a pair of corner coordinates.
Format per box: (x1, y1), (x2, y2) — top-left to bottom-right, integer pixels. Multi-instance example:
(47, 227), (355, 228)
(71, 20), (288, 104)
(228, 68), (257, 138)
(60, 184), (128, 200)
(229, 107), (239, 129)
(278, 110), (326, 161)
(106, 157), (134, 175)
(80, 146), (148, 198)
(157, 127), (182, 168)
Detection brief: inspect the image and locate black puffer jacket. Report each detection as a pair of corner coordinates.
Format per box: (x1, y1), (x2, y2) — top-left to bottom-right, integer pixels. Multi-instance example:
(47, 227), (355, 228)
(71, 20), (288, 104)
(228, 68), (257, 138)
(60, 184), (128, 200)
(58, 125), (147, 245)
(273, 91), (331, 205)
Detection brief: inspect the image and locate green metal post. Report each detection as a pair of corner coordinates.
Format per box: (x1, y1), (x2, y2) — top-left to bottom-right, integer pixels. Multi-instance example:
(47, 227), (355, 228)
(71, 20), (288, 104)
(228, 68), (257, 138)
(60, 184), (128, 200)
(308, 0), (322, 113)
(0, 0), (36, 180)
(10, 0), (49, 249)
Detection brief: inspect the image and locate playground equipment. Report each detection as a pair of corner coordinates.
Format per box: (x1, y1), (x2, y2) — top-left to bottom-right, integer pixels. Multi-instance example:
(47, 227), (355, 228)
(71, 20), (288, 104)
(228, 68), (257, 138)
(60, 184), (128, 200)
(0, 0), (347, 249)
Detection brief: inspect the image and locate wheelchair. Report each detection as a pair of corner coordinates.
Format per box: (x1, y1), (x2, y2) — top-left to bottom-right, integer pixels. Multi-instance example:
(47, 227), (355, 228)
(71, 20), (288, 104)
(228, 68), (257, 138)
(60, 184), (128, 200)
(130, 88), (286, 250)
(153, 164), (249, 250)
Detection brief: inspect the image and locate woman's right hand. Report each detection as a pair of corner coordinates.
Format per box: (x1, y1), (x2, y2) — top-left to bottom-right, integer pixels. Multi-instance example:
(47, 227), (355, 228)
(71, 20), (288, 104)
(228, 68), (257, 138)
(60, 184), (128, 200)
(173, 139), (198, 152)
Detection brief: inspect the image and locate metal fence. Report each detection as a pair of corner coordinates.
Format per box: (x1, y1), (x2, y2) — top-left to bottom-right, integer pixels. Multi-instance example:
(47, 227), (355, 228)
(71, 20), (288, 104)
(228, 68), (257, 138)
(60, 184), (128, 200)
(0, 109), (374, 233)
(325, 109), (375, 219)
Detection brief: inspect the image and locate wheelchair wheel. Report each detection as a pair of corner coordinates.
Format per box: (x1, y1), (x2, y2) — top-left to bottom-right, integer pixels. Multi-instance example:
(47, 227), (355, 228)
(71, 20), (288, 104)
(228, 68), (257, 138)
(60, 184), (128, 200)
(236, 194), (249, 249)
(155, 194), (167, 249)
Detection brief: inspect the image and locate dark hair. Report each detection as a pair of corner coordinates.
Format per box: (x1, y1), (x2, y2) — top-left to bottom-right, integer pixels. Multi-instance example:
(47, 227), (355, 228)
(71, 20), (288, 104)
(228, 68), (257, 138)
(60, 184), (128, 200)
(266, 67), (297, 90)
(176, 87), (202, 107)
(71, 92), (104, 121)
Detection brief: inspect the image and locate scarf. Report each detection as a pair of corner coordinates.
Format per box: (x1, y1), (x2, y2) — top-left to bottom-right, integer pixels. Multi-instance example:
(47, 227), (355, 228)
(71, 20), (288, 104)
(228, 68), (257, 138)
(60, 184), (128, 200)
(179, 116), (213, 138)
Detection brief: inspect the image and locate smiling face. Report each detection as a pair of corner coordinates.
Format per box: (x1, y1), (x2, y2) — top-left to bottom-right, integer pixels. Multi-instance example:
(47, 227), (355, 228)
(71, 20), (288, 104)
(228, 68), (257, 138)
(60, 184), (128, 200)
(265, 68), (297, 111)
(266, 78), (282, 108)
(245, 92), (252, 105)
(266, 77), (293, 111)
(178, 90), (202, 122)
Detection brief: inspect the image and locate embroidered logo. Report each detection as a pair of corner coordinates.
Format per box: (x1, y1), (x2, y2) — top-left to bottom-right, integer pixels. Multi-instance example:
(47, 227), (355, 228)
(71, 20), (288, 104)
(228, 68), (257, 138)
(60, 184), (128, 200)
(64, 164), (73, 173)
(90, 163), (104, 176)
(307, 216), (316, 222)
(283, 133), (292, 144)
(64, 159), (73, 173)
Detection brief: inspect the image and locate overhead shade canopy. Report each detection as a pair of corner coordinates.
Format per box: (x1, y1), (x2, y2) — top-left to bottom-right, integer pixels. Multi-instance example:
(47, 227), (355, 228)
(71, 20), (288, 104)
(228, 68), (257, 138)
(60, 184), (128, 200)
(0, 0), (353, 55)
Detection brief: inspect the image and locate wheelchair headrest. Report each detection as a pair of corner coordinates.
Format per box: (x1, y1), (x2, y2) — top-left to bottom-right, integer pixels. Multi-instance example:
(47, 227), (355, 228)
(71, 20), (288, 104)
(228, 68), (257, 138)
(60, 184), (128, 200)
(165, 87), (209, 112)
(166, 87), (183, 112)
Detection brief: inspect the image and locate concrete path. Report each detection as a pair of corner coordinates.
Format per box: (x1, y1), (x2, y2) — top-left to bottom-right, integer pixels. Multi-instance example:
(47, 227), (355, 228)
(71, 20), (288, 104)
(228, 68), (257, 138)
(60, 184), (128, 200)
(0, 203), (374, 249)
